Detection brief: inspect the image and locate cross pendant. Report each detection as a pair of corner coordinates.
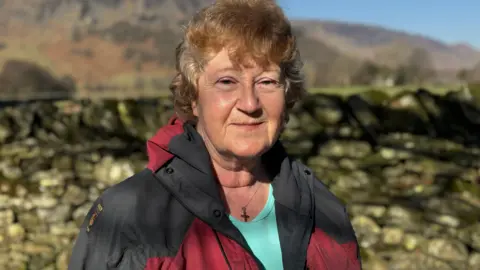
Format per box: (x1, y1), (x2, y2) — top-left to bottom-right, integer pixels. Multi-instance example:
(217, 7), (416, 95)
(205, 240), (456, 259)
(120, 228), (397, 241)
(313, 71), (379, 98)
(241, 207), (250, 222)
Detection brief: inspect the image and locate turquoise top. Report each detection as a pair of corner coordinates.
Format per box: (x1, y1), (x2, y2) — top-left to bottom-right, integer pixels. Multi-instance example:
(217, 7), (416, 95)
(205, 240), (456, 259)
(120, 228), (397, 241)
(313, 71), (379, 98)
(229, 185), (284, 270)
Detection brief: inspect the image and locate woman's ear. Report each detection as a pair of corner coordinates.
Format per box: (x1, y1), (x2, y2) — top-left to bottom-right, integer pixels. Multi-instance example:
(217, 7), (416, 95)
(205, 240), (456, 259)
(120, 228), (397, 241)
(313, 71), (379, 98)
(192, 101), (198, 117)
(279, 110), (289, 134)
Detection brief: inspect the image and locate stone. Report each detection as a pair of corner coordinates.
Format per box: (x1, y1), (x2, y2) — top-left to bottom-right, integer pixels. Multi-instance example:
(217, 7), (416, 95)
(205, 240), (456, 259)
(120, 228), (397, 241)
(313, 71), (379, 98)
(351, 215), (381, 249)
(93, 156), (135, 186)
(422, 238), (469, 268)
(457, 223), (480, 251)
(62, 185), (88, 206)
(37, 204), (71, 224)
(50, 221), (79, 237)
(0, 194), (11, 209)
(23, 241), (54, 255)
(30, 194), (58, 209)
(384, 206), (424, 231)
(7, 223), (26, 241)
(403, 233), (426, 251)
(56, 250), (70, 270)
(0, 209), (14, 228)
(389, 251), (454, 270)
(469, 253), (480, 270)
(381, 227), (404, 246)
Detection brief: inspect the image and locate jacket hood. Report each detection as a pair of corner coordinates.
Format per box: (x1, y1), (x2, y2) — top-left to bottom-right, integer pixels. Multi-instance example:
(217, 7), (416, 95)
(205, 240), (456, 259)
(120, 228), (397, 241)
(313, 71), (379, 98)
(146, 115), (185, 172)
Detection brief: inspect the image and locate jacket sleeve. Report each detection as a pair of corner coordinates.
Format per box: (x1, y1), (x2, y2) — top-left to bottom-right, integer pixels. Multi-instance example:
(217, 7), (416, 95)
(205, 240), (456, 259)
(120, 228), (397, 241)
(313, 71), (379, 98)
(308, 172), (362, 269)
(68, 192), (144, 270)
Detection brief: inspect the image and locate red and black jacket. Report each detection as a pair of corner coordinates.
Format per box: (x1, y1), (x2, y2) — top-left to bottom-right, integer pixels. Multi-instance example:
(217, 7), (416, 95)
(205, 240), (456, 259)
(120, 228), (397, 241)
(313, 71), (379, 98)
(68, 117), (362, 269)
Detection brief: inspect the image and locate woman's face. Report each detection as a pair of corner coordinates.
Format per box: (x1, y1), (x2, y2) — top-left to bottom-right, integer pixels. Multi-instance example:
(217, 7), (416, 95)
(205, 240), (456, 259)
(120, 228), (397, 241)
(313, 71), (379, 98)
(193, 48), (286, 160)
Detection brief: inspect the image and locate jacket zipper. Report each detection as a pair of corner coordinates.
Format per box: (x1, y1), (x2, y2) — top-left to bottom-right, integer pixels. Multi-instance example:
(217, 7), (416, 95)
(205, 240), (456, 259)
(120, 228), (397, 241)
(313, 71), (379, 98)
(214, 229), (232, 270)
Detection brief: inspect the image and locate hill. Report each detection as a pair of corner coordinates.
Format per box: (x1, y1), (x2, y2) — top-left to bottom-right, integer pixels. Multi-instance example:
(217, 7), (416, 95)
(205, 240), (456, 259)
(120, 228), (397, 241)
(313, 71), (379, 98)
(293, 20), (480, 71)
(0, 0), (478, 97)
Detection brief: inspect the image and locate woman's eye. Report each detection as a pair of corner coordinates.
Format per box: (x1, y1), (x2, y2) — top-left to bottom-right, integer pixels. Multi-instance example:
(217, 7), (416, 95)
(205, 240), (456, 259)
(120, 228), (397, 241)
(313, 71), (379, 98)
(218, 79), (235, 85)
(216, 78), (237, 91)
(258, 80), (280, 88)
(260, 80), (276, 85)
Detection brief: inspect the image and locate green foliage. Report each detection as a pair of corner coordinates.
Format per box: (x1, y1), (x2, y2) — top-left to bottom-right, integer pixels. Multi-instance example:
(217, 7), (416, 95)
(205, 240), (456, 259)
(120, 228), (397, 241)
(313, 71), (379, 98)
(468, 83), (480, 105)
(469, 83), (480, 92)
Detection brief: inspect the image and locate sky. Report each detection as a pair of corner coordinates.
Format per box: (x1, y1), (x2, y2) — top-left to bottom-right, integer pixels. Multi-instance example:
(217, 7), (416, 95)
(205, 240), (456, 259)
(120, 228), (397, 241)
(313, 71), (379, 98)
(278, 0), (480, 48)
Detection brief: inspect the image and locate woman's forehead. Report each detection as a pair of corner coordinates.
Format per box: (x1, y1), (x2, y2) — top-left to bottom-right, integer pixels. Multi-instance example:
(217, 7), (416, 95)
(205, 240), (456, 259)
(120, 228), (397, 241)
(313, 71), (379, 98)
(205, 49), (280, 73)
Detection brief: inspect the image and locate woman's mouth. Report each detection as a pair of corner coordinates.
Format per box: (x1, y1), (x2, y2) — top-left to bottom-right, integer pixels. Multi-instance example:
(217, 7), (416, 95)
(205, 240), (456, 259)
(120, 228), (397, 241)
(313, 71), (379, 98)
(231, 122), (265, 130)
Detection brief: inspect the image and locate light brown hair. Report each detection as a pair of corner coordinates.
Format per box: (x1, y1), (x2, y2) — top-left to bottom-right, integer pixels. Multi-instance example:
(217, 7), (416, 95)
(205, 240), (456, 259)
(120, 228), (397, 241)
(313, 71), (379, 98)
(170, 0), (306, 121)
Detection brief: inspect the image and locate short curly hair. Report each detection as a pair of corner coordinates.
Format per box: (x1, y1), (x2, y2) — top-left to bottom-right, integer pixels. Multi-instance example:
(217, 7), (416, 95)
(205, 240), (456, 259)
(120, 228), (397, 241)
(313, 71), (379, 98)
(169, 0), (306, 121)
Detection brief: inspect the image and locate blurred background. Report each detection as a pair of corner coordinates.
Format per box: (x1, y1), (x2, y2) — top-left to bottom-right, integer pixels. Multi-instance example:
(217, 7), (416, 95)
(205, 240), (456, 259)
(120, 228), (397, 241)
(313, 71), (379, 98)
(0, 0), (479, 100)
(0, 1), (479, 270)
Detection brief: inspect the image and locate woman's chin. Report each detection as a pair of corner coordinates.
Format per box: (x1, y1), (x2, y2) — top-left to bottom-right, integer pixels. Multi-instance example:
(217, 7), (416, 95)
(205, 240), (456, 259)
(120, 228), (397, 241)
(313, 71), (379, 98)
(227, 143), (271, 160)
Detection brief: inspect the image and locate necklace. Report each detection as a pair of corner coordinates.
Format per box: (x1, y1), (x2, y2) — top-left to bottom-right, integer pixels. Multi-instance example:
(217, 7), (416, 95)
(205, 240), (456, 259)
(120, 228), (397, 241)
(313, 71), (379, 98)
(240, 184), (262, 222)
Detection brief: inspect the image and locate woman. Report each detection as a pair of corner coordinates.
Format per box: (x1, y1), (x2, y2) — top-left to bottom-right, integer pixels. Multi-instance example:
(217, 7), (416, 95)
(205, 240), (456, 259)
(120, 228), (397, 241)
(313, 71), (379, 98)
(69, 0), (361, 269)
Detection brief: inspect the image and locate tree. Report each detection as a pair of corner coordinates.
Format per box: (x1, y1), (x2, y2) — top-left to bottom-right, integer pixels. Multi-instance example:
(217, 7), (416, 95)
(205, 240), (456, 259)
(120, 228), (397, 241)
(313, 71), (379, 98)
(394, 66), (409, 85)
(351, 61), (381, 85)
(457, 68), (469, 82)
(403, 48), (436, 84)
(79, 0), (91, 21)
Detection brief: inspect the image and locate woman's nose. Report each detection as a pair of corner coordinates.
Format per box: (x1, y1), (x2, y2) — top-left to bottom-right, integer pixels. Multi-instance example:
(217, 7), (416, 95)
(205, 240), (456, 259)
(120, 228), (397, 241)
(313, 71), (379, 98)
(236, 84), (262, 114)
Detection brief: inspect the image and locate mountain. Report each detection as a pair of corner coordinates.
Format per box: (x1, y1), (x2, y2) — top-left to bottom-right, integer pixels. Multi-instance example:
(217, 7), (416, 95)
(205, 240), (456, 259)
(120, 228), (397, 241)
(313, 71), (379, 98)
(0, 0), (478, 95)
(292, 20), (480, 71)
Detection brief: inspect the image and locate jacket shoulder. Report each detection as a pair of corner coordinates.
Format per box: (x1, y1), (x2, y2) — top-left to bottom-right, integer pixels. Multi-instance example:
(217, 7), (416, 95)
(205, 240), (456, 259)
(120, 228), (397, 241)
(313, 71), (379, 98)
(291, 161), (356, 244)
(69, 169), (183, 269)
(100, 169), (160, 207)
(91, 168), (190, 235)
(88, 169), (161, 223)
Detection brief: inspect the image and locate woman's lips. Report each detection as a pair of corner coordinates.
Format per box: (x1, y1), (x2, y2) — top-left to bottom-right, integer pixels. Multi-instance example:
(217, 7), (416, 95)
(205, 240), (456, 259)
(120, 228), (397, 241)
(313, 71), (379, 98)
(231, 122), (265, 131)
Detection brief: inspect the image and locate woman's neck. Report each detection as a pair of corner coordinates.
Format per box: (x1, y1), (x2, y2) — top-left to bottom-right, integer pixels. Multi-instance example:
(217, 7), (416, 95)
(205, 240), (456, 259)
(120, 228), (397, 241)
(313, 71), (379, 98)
(212, 157), (271, 220)
(211, 157), (266, 189)
(202, 140), (271, 220)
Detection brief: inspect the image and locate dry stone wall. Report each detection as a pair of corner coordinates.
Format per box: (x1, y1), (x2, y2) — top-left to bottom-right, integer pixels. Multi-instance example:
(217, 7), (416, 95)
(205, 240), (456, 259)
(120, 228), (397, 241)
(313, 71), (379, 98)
(0, 88), (479, 270)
